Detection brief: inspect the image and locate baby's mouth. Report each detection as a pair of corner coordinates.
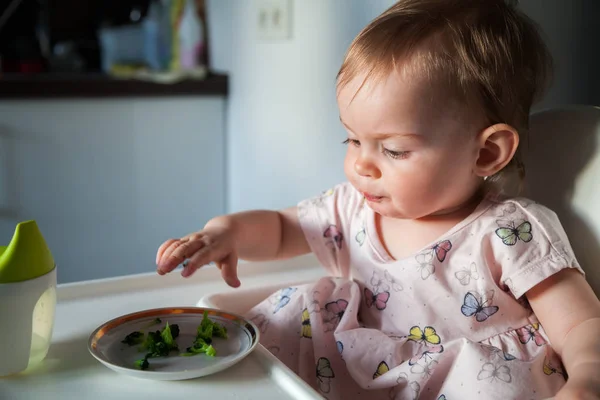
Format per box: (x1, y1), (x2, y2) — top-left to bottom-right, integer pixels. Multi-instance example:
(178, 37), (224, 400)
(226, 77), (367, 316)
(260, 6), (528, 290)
(363, 193), (384, 202)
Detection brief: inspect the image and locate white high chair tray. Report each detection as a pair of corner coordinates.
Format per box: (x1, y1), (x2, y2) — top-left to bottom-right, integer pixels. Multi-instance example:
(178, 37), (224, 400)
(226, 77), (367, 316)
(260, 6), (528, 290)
(1, 254), (325, 400)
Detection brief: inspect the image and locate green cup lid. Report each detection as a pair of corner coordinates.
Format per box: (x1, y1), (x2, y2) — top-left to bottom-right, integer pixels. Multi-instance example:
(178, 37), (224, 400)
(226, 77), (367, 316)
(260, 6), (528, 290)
(0, 220), (55, 283)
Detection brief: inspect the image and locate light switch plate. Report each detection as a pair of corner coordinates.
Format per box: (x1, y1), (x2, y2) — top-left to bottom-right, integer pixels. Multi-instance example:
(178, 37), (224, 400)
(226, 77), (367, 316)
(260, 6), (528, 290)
(256, 0), (292, 40)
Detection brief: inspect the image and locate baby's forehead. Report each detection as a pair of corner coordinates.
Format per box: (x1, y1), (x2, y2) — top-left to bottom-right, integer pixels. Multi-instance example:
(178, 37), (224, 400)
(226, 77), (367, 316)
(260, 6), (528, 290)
(338, 68), (467, 115)
(337, 65), (488, 139)
(339, 88), (452, 138)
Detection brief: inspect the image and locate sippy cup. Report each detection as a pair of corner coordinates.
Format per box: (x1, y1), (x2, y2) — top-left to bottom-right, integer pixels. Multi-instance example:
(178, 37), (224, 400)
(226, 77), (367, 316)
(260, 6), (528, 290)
(0, 220), (56, 376)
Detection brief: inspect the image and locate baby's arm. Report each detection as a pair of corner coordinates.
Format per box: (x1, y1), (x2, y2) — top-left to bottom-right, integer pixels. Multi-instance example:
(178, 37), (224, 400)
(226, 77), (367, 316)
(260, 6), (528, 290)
(527, 269), (600, 399)
(206, 208), (310, 261)
(156, 207), (310, 286)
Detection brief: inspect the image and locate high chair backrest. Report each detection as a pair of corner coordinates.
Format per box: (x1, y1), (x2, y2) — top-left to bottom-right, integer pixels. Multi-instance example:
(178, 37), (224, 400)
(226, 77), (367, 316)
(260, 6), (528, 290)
(523, 105), (600, 297)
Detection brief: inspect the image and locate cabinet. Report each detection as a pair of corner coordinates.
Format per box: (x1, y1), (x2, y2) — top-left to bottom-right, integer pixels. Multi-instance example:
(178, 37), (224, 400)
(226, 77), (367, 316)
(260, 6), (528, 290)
(0, 95), (226, 283)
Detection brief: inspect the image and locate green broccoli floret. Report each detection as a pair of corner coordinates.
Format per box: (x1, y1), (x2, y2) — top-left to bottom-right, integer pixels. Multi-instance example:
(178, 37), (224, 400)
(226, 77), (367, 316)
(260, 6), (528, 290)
(180, 347), (205, 357)
(197, 311), (214, 340)
(140, 324), (180, 358)
(141, 331), (159, 353)
(201, 311), (214, 329)
(153, 318), (162, 325)
(134, 354), (151, 370)
(197, 310), (227, 339)
(141, 331), (166, 356)
(121, 331), (145, 346)
(170, 324), (180, 340)
(181, 337), (216, 357)
(212, 322), (228, 339)
(160, 322), (176, 349)
(181, 312), (223, 357)
(153, 340), (170, 357)
(197, 323), (213, 342)
(133, 323), (181, 369)
(205, 344), (217, 357)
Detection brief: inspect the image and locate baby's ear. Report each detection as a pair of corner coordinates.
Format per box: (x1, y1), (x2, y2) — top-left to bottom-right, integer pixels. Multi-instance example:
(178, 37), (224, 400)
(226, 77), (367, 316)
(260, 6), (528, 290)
(474, 123), (519, 178)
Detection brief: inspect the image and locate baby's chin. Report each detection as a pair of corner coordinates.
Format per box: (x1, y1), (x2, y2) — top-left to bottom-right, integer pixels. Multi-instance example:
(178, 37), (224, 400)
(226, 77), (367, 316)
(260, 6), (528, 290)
(367, 202), (420, 220)
(369, 201), (452, 221)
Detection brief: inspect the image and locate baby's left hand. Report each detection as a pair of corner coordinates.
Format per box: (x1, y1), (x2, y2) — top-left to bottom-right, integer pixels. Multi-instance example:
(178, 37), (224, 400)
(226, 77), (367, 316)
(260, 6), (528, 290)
(556, 373), (600, 400)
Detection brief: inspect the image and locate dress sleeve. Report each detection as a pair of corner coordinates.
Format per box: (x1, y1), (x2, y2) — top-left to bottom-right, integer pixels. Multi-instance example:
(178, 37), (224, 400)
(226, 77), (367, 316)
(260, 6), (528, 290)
(493, 201), (585, 299)
(297, 182), (363, 278)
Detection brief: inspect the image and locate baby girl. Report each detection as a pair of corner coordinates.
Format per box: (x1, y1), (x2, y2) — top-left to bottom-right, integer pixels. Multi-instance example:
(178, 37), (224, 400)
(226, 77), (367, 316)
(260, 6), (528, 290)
(156, 1), (600, 399)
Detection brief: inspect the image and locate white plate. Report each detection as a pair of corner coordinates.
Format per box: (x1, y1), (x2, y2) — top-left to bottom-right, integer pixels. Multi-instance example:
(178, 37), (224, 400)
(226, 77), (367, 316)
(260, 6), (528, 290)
(88, 307), (260, 381)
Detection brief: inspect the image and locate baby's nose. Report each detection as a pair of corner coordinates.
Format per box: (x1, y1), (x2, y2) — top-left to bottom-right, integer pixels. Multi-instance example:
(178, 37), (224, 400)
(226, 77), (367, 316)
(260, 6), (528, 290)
(354, 157), (381, 179)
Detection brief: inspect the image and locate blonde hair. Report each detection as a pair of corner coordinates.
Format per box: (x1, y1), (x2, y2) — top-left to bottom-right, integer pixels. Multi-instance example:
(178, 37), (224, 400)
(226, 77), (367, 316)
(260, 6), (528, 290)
(337, 0), (553, 195)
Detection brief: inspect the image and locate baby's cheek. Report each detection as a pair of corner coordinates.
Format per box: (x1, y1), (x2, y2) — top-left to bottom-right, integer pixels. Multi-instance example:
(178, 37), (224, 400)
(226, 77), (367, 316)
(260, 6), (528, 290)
(343, 152), (354, 175)
(387, 175), (433, 213)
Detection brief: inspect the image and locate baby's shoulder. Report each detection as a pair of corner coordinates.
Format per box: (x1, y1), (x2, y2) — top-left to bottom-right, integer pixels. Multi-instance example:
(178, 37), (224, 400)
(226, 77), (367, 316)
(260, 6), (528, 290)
(482, 197), (561, 229)
(474, 196), (570, 252)
(471, 197), (582, 298)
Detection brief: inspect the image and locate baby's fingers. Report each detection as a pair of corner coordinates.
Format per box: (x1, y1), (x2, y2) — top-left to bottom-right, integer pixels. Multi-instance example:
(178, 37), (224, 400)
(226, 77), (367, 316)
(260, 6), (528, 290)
(157, 236), (205, 274)
(183, 248), (239, 288)
(181, 239), (238, 284)
(218, 252), (240, 288)
(180, 237), (220, 277)
(156, 239), (178, 265)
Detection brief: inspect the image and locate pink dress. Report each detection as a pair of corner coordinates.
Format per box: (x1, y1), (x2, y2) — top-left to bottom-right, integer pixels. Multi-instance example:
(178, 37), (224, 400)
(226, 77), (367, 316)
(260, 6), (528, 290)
(245, 183), (584, 400)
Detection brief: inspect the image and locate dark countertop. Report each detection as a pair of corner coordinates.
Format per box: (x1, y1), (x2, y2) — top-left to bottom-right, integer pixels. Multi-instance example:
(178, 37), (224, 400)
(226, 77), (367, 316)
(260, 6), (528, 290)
(0, 72), (228, 99)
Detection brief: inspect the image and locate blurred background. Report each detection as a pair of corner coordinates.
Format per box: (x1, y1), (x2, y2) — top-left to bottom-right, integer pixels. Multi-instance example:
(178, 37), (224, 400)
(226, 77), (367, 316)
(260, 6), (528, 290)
(0, 0), (598, 283)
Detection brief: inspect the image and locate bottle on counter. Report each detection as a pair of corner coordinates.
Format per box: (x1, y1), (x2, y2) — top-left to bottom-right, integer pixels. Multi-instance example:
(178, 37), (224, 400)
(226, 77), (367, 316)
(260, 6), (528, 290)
(177, 0), (203, 71)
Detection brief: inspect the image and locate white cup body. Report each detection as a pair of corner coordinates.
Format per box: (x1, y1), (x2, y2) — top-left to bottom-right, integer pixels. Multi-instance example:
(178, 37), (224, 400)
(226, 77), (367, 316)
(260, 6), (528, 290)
(0, 268), (56, 376)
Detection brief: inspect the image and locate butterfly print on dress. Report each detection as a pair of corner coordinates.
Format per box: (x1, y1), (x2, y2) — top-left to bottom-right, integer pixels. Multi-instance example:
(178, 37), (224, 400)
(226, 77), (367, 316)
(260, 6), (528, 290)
(324, 225), (343, 249)
(461, 291), (499, 322)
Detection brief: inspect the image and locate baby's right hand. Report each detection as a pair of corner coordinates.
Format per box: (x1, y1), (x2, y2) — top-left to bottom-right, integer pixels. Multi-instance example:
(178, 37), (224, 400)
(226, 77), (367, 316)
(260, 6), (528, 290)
(155, 223), (240, 287)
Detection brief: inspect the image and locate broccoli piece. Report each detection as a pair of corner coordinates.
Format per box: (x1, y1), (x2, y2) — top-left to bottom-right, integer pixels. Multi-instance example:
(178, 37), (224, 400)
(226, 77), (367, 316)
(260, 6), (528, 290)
(197, 322), (213, 342)
(170, 324), (180, 339)
(181, 338), (216, 357)
(212, 322), (228, 339)
(197, 311), (214, 340)
(140, 324), (179, 358)
(160, 322), (180, 352)
(141, 330), (167, 357)
(121, 331), (145, 346)
(160, 322), (176, 349)
(181, 312), (223, 357)
(197, 310), (226, 339)
(133, 327), (173, 368)
(181, 348), (203, 357)
(205, 345), (217, 357)
(152, 340), (170, 357)
(134, 354), (151, 370)
(193, 337), (208, 347)
(141, 330), (160, 353)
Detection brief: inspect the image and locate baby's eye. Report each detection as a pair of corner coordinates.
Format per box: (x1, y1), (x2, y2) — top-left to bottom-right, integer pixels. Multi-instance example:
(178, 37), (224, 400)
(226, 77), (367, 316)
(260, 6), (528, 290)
(383, 148), (410, 160)
(342, 138), (360, 147)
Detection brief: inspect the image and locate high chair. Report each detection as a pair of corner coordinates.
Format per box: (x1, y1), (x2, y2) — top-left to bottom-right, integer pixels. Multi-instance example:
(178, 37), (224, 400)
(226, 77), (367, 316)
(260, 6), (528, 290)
(524, 105), (600, 297)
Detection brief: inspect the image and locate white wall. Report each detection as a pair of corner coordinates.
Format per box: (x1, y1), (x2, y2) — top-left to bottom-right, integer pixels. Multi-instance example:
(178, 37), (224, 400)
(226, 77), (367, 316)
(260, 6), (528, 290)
(207, 0), (396, 212)
(0, 97), (226, 283)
